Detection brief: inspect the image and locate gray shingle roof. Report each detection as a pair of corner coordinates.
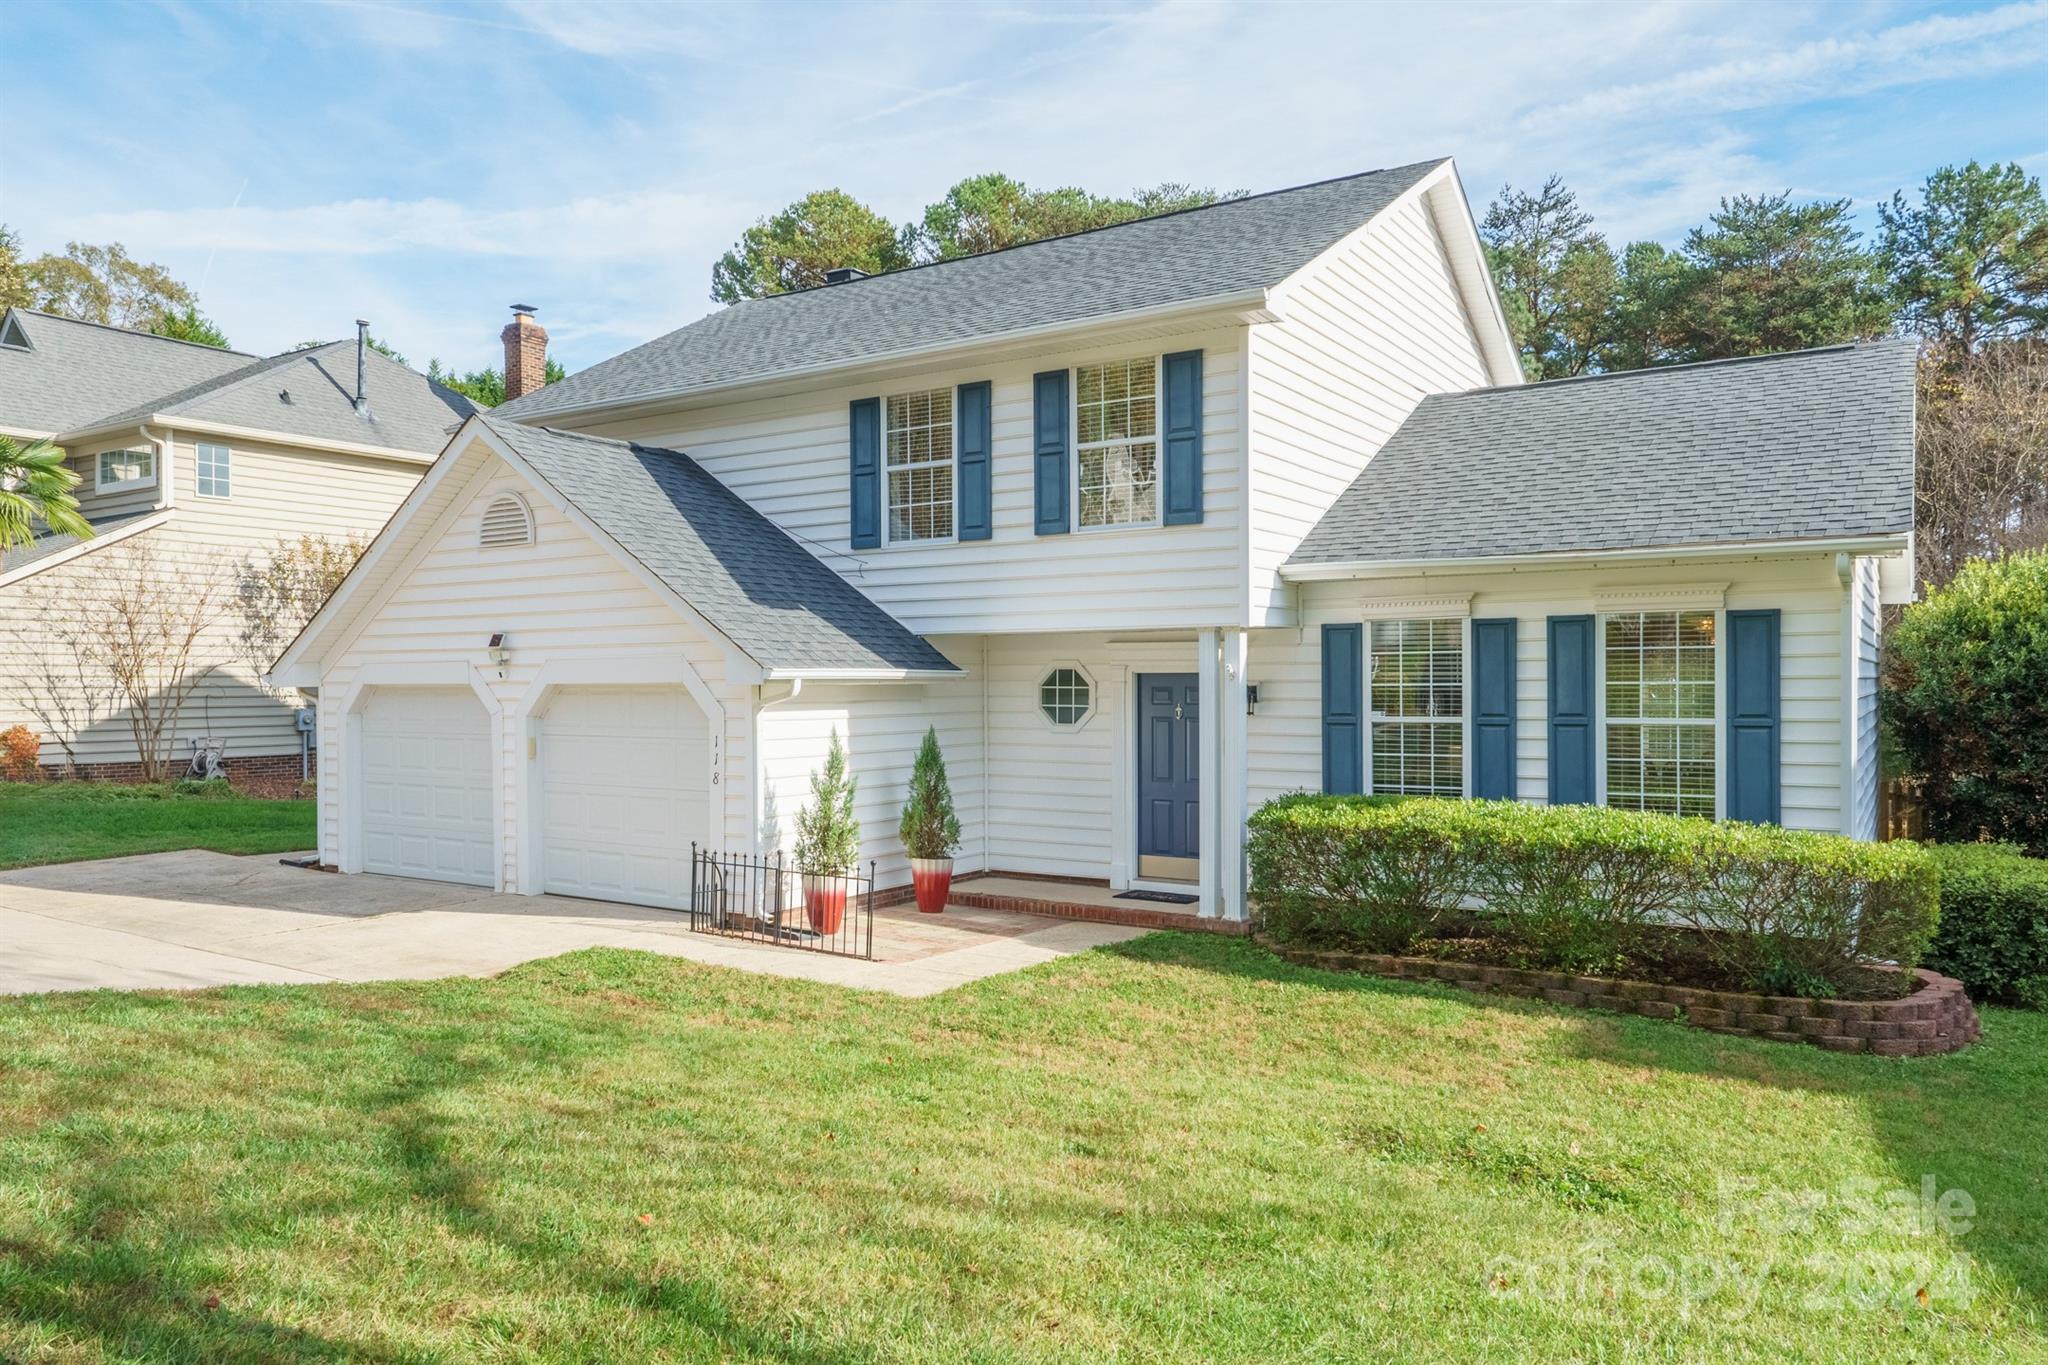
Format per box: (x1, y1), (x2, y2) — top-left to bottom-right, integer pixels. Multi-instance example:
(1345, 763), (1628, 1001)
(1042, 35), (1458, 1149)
(1288, 340), (1919, 568)
(0, 309), (478, 456)
(482, 417), (957, 674)
(0, 310), (253, 435)
(78, 340), (479, 454)
(498, 160), (1447, 419)
(0, 510), (161, 578)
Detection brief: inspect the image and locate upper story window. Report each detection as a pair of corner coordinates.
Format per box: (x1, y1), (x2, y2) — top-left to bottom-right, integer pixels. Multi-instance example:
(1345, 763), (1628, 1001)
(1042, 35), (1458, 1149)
(885, 388), (953, 543)
(1604, 610), (1716, 818)
(195, 442), (231, 498)
(1369, 618), (1464, 797)
(1075, 357), (1159, 529)
(95, 448), (155, 493)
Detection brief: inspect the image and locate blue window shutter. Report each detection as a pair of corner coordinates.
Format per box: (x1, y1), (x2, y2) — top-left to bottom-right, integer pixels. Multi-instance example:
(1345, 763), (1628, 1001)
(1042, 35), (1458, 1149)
(955, 380), (992, 541)
(1547, 615), (1595, 805)
(1726, 608), (1781, 825)
(1322, 623), (1364, 795)
(1471, 618), (1517, 800)
(1161, 349), (1204, 525)
(849, 397), (881, 549)
(1032, 369), (1069, 535)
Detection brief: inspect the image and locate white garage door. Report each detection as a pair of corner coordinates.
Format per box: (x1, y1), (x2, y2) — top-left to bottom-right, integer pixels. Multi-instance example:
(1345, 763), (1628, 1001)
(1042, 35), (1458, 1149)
(359, 687), (495, 886)
(540, 686), (708, 909)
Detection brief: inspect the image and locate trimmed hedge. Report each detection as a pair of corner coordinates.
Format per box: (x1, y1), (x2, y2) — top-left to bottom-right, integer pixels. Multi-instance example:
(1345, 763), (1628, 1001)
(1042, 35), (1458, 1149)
(1246, 795), (1940, 997)
(1925, 843), (2048, 1009)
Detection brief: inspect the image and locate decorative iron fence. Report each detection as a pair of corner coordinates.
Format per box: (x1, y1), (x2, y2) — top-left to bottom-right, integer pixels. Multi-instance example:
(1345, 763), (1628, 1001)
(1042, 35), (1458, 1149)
(689, 845), (875, 960)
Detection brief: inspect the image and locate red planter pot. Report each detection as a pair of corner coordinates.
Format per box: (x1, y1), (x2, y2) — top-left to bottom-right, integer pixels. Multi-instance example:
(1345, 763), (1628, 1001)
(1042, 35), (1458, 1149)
(910, 857), (953, 914)
(802, 876), (848, 936)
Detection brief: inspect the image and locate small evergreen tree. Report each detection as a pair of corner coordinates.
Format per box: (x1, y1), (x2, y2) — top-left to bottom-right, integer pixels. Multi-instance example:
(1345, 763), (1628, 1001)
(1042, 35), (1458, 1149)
(898, 726), (962, 860)
(794, 728), (861, 874)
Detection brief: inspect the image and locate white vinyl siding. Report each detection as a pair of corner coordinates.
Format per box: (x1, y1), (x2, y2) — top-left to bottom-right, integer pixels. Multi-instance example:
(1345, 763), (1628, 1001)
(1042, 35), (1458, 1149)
(1846, 555), (1884, 839)
(1246, 189), (1496, 625)
(2, 434), (424, 769)
(575, 322), (1245, 636)
(1248, 554), (1857, 836)
(195, 442), (231, 498)
(1073, 357), (1159, 530)
(1369, 618), (1464, 797)
(884, 389), (954, 543)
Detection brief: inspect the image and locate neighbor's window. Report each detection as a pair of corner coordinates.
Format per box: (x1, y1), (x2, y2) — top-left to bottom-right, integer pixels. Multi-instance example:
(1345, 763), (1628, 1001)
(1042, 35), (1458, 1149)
(1075, 357), (1158, 529)
(1039, 666), (1092, 726)
(96, 448), (154, 492)
(195, 442), (231, 498)
(1369, 618), (1464, 797)
(1605, 610), (1716, 818)
(885, 388), (953, 542)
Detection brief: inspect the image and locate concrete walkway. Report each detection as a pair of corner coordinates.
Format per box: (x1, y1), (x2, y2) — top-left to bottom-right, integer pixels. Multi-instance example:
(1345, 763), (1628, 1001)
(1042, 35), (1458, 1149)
(0, 850), (1145, 998)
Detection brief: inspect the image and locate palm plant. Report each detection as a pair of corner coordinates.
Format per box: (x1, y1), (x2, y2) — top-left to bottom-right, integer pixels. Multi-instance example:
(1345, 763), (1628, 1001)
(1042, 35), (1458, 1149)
(0, 436), (90, 552)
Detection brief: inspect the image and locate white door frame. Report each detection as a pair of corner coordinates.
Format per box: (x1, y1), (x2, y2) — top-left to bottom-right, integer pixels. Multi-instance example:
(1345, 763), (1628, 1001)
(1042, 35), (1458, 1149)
(333, 661), (504, 880)
(508, 648), (727, 898)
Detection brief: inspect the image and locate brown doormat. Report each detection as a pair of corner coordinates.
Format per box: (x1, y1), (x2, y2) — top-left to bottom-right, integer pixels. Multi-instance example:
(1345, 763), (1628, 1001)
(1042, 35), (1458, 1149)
(1114, 889), (1199, 905)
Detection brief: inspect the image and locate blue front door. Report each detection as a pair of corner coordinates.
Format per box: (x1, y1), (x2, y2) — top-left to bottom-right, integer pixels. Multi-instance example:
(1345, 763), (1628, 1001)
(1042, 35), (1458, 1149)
(1137, 673), (1199, 881)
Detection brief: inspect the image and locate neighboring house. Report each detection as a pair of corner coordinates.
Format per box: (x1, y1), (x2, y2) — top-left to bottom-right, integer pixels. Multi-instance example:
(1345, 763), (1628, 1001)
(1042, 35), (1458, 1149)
(272, 158), (1915, 921)
(0, 309), (482, 781)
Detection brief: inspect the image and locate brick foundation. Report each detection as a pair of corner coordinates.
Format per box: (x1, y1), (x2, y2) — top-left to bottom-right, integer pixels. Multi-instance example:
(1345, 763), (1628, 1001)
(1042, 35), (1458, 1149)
(31, 752), (314, 798)
(1264, 942), (1980, 1056)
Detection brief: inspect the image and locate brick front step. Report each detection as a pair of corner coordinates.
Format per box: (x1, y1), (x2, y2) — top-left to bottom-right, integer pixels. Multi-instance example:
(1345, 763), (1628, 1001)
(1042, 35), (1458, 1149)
(1263, 941), (1980, 1056)
(942, 883), (1247, 935)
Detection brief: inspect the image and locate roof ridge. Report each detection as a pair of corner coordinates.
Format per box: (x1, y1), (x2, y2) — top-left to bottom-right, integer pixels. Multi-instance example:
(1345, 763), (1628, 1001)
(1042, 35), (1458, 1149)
(4, 306), (260, 358)
(1432, 338), (1912, 401)
(738, 158), (1452, 306)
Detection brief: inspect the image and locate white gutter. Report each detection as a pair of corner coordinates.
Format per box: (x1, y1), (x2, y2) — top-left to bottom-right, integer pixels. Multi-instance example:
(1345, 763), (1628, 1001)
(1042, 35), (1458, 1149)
(759, 666), (967, 682)
(62, 415), (437, 465)
(506, 288), (1278, 424)
(140, 423), (174, 509)
(1280, 535), (1912, 581)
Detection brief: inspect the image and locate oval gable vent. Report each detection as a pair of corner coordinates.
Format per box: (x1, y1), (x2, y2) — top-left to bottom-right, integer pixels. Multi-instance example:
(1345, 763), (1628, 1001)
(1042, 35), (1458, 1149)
(479, 492), (534, 548)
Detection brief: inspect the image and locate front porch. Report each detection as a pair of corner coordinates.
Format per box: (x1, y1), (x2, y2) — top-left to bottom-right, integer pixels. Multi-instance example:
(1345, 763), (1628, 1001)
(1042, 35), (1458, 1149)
(937, 874), (1248, 935)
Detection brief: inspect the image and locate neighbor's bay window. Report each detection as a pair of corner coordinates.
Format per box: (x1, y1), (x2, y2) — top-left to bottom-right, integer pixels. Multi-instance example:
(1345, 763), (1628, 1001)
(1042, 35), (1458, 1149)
(885, 388), (954, 543)
(96, 448), (154, 492)
(1369, 618), (1464, 797)
(1604, 609), (1716, 818)
(1075, 357), (1158, 528)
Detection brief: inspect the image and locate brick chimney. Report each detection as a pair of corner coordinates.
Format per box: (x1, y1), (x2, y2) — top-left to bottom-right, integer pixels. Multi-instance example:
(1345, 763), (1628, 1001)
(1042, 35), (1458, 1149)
(501, 304), (548, 402)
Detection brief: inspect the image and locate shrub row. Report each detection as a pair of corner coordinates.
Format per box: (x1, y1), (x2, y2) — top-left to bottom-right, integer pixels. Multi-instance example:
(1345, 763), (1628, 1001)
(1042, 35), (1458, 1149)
(1246, 795), (1940, 998)
(1925, 843), (2048, 1009)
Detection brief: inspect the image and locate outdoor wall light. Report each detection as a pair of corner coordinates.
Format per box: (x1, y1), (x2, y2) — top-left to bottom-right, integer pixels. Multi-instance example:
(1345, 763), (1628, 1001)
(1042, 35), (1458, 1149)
(1246, 683), (1260, 715)
(487, 632), (510, 674)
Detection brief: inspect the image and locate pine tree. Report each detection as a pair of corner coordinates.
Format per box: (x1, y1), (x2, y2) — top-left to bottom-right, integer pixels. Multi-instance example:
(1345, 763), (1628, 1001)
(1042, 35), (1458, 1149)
(898, 726), (962, 860)
(794, 728), (861, 874)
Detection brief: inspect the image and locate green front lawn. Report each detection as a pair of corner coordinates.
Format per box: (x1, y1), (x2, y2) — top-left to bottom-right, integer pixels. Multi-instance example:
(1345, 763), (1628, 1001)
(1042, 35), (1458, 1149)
(2, 937), (2044, 1361)
(0, 782), (315, 870)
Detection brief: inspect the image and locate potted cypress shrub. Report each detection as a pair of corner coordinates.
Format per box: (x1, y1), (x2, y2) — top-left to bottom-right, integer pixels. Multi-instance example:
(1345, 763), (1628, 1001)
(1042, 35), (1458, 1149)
(899, 725), (963, 913)
(793, 728), (860, 935)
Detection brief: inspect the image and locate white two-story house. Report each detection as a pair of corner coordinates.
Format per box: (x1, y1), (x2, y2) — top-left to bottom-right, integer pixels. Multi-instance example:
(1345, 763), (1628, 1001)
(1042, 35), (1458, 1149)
(272, 158), (1915, 921)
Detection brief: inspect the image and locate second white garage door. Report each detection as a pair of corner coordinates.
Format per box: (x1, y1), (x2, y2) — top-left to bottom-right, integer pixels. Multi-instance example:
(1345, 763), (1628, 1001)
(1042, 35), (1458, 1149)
(539, 685), (708, 909)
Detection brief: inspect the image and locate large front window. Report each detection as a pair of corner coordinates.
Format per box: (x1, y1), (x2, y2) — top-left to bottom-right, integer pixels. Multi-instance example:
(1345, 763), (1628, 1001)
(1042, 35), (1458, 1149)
(885, 389), (953, 543)
(1370, 618), (1464, 797)
(1605, 610), (1716, 818)
(1075, 357), (1158, 528)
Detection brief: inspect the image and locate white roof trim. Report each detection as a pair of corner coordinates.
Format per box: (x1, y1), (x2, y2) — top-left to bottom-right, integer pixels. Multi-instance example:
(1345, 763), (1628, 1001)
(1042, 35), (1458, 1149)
(1282, 534), (1912, 581)
(57, 413), (443, 464)
(0, 509), (174, 590)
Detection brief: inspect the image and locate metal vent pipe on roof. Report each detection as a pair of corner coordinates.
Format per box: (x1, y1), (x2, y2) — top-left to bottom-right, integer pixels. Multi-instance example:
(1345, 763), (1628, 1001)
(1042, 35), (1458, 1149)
(354, 319), (370, 416)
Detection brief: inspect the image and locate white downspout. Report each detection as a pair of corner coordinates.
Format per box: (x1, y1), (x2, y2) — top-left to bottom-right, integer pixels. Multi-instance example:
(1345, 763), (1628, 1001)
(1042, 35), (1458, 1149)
(140, 423), (175, 509)
(754, 678), (803, 858)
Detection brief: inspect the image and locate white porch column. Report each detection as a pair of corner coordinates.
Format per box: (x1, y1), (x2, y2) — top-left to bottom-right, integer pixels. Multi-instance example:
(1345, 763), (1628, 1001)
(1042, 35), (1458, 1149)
(1219, 630), (1250, 922)
(1197, 628), (1220, 918)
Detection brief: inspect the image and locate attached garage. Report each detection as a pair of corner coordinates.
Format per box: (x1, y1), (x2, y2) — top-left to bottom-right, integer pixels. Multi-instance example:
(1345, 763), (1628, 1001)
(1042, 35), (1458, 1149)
(538, 685), (707, 910)
(359, 687), (495, 886)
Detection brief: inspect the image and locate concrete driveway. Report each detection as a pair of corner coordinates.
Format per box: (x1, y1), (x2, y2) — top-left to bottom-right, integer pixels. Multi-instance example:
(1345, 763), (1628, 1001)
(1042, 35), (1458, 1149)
(0, 850), (1140, 998)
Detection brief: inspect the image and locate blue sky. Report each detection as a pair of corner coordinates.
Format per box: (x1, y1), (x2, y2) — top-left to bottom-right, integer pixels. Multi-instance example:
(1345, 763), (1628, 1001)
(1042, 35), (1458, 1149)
(3, 0), (2046, 375)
